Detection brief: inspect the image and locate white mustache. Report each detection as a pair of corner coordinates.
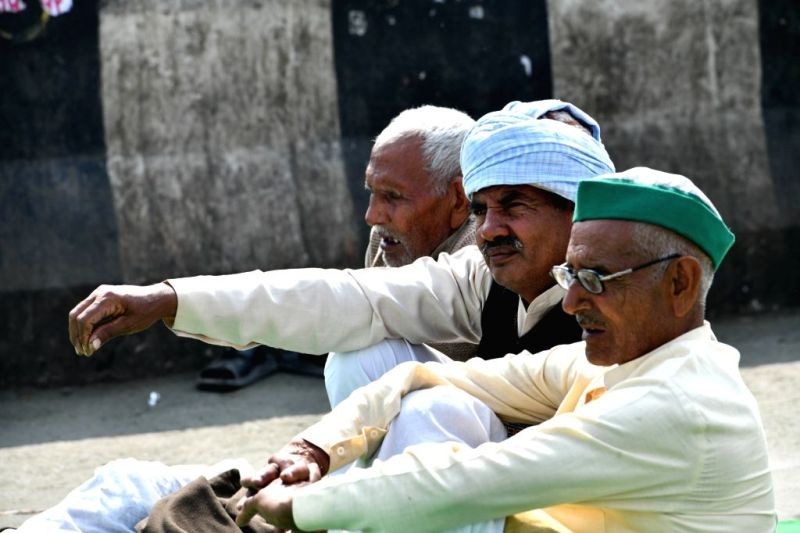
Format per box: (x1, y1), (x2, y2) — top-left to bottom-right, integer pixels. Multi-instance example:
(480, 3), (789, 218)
(373, 226), (402, 243)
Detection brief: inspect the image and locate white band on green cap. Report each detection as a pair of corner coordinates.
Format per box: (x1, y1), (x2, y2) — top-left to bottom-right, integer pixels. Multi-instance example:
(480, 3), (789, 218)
(574, 167), (735, 269)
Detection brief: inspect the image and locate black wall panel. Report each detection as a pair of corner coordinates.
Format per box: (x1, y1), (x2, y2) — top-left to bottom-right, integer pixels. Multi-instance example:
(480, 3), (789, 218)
(0, 0), (121, 293)
(759, 0), (800, 226)
(332, 0), (553, 242)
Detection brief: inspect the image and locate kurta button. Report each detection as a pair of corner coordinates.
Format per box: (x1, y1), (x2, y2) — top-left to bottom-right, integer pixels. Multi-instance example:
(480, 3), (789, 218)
(336, 446), (346, 456)
(370, 430), (379, 438)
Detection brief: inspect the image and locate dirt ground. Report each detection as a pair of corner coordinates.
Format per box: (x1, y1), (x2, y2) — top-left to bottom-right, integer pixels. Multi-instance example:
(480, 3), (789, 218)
(2, 310), (799, 528)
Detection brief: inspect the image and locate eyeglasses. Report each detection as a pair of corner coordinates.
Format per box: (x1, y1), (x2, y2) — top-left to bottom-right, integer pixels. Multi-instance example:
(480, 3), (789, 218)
(550, 254), (681, 295)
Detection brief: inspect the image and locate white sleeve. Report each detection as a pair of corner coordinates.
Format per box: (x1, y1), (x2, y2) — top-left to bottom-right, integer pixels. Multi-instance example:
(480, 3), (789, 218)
(167, 246), (492, 354)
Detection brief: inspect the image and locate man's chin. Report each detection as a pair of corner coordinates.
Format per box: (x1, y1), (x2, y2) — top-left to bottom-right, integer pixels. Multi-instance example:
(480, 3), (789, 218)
(484, 250), (520, 269)
(383, 251), (413, 267)
(584, 341), (619, 367)
(486, 263), (523, 292)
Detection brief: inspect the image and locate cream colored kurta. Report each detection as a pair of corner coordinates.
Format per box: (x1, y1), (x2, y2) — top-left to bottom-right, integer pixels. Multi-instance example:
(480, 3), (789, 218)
(168, 246), (562, 356)
(288, 324), (775, 532)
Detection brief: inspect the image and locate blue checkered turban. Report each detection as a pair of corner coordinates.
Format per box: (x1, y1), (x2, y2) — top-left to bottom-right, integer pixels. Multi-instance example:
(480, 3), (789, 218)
(461, 99), (615, 201)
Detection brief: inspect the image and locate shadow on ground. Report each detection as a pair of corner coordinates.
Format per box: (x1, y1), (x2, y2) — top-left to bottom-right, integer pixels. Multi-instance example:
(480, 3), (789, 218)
(0, 371), (329, 448)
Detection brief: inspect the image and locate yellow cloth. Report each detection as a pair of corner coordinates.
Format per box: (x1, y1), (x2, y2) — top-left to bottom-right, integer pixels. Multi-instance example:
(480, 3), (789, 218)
(505, 509), (573, 532)
(503, 387), (607, 532)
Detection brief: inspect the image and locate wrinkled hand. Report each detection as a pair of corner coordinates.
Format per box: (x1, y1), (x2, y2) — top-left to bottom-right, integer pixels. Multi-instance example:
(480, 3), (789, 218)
(241, 439), (329, 491)
(235, 478), (307, 531)
(236, 440), (328, 530)
(68, 283), (177, 356)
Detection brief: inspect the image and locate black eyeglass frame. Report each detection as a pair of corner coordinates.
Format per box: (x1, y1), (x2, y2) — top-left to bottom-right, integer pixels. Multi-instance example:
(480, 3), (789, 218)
(550, 254), (682, 295)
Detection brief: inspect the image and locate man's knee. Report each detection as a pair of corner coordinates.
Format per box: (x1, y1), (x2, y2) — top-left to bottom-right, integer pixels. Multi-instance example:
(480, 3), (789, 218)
(324, 346), (380, 406)
(326, 339), (415, 376)
(325, 339), (423, 406)
(401, 386), (491, 423)
(393, 387), (507, 446)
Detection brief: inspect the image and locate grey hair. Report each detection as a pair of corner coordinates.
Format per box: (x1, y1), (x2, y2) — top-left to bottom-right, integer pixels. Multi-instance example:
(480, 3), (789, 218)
(630, 223), (715, 308)
(374, 106), (475, 196)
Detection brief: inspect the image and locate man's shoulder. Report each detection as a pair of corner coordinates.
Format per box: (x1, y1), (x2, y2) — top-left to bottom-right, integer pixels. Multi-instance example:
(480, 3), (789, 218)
(432, 217), (477, 258)
(607, 329), (752, 416)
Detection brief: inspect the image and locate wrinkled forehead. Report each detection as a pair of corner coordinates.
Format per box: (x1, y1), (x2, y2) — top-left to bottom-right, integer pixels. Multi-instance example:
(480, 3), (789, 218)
(567, 219), (643, 263)
(366, 136), (429, 182)
(472, 183), (567, 206)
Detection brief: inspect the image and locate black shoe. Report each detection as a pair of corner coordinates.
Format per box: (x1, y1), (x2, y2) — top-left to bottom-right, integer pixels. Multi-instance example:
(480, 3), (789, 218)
(196, 347), (279, 391)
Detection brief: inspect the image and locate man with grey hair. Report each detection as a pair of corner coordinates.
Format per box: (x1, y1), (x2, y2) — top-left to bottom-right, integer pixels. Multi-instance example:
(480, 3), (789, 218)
(363, 105), (476, 269)
(198, 105), (477, 390)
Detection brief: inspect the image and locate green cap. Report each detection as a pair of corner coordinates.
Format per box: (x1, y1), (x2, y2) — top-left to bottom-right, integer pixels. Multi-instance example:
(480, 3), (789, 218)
(574, 167), (735, 269)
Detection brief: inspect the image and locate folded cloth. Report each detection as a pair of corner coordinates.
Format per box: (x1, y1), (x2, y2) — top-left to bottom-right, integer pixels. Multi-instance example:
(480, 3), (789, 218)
(136, 469), (275, 533)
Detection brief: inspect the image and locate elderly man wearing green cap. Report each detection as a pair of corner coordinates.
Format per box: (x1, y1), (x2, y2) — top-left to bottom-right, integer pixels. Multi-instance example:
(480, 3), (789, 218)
(231, 168), (775, 532)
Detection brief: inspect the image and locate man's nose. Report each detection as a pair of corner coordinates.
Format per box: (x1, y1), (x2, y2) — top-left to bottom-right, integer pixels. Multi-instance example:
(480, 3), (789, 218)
(478, 208), (510, 242)
(561, 277), (589, 316)
(365, 196), (387, 226)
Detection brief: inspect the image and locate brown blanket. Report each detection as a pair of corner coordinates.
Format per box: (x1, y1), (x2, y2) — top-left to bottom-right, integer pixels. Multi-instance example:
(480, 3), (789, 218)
(135, 469), (276, 533)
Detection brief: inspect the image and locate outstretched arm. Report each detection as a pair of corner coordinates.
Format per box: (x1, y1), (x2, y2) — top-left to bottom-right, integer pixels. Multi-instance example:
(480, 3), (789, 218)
(69, 246), (491, 358)
(169, 247), (491, 355)
(68, 283), (177, 356)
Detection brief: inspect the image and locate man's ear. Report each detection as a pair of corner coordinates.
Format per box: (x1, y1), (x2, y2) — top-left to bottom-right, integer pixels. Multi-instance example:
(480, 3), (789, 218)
(449, 177), (470, 229)
(669, 256), (702, 318)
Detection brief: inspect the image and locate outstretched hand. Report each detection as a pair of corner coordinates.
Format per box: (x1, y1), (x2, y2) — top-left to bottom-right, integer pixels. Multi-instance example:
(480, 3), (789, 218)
(68, 283), (178, 356)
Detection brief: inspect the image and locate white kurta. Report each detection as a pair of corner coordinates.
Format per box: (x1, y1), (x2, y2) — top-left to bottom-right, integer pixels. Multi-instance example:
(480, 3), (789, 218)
(289, 324), (775, 532)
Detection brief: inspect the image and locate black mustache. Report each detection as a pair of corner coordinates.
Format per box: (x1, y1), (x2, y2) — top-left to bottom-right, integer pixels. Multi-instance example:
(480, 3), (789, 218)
(480, 237), (523, 255)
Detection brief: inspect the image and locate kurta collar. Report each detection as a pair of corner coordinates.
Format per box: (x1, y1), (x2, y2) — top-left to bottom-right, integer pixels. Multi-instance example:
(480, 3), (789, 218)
(431, 216), (476, 258)
(600, 321), (719, 389)
(517, 284), (566, 337)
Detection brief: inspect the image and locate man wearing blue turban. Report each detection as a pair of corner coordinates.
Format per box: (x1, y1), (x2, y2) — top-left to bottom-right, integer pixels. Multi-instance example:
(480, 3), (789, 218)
(321, 99), (615, 406)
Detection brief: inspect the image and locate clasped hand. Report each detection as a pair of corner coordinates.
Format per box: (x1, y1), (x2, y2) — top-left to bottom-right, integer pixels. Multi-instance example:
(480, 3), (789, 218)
(235, 439), (330, 531)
